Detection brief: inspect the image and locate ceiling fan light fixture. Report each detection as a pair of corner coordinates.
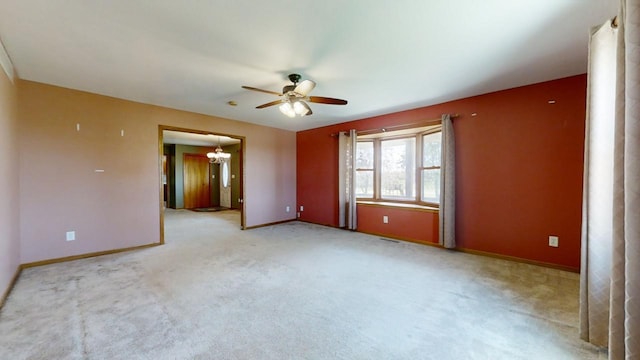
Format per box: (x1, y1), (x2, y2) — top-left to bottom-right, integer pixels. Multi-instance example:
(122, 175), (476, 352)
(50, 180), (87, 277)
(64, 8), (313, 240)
(293, 100), (311, 116)
(279, 102), (296, 118)
(293, 80), (316, 97)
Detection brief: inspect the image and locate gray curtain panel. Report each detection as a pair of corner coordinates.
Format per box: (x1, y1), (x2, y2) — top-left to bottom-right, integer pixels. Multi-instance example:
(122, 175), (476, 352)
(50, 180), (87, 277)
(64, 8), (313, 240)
(338, 130), (357, 230)
(439, 114), (455, 249)
(580, 1), (640, 357)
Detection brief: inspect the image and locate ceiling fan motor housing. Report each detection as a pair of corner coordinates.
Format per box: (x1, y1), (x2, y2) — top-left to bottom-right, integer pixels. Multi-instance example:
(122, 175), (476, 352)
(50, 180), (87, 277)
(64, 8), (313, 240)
(287, 73), (301, 84)
(282, 85), (296, 94)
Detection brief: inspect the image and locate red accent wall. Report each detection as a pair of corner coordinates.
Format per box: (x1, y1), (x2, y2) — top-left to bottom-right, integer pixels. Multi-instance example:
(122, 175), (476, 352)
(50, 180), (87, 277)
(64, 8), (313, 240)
(297, 75), (586, 271)
(356, 205), (439, 245)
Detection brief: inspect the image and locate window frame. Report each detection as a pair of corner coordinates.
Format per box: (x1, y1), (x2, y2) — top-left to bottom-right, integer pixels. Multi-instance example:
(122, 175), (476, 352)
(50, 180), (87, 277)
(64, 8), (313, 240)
(354, 140), (375, 199)
(356, 125), (442, 207)
(378, 134), (417, 201)
(418, 130), (442, 205)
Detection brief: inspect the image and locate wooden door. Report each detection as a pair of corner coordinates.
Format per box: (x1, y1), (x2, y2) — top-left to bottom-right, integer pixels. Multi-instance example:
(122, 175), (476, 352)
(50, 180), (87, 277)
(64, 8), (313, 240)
(183, 154), (210, 209)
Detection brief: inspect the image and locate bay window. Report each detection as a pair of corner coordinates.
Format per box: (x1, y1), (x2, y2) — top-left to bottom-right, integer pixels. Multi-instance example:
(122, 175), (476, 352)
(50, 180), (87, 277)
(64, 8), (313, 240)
(356, 125), (441, 206)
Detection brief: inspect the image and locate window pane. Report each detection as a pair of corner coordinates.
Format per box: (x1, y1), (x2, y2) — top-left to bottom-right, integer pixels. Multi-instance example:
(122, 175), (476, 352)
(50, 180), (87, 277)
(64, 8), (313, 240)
(421, 168), (440, 203)
(381, 137), (415, 199)
(222, 161), (230, 188)
(423, 132), (442, 167)
(355, 170), (373, 198)
(356, 141), (374, 169)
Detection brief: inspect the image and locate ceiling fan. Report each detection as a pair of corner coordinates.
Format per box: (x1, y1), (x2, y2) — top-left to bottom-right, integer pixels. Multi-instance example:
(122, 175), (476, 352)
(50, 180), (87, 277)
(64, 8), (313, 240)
(242, 74), (348, 117)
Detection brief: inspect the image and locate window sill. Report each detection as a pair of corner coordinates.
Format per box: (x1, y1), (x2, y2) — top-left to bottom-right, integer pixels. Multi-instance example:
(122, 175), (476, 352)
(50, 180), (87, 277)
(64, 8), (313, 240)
(357, 201), (439, 213)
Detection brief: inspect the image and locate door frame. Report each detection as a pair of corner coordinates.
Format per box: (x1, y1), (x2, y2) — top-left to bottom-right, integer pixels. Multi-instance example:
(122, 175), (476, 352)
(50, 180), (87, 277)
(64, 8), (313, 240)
(158, 125), (246, 244)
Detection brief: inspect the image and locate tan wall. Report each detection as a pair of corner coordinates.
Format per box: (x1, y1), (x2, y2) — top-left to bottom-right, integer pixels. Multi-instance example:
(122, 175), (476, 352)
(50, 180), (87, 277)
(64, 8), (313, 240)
(0, 64), (19, 298)
(18, 80), (296, 264)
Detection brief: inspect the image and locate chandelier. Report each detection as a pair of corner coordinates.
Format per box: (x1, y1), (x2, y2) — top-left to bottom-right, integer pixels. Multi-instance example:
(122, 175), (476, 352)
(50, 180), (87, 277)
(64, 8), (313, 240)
(206, 136), (231, 164)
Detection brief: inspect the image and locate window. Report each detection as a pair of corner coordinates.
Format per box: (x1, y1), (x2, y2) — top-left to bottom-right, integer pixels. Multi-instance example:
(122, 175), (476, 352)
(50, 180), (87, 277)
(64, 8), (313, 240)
(381, 137), (416, 200)
(356, 125), (441, 206)
(355, 141), (374, 197)
(221, 161), (230, 188)
(420, 132), (441, 203)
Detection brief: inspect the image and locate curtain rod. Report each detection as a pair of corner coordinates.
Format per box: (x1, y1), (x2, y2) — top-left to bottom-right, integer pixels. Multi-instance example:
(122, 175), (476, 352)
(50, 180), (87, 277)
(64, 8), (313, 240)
(330, 114), (459, 137)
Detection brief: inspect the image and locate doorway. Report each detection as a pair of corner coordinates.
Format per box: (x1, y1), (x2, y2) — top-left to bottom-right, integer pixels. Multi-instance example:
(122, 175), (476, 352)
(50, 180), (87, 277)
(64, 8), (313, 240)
(158, 126), (245, 243)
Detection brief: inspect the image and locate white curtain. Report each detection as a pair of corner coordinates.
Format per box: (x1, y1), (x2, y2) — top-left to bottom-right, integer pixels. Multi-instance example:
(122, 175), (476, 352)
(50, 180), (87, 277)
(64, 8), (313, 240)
(580, 1), (640, 358)
(579, 17), (618, 349)
(338, 129), (357, 230)
(439, 114), (455, 249)
(610, 1), (640, 357)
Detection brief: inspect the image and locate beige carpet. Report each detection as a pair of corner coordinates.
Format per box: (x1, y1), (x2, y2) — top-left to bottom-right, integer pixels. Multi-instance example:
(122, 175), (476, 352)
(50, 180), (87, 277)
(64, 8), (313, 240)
(0, 209), (606, 359)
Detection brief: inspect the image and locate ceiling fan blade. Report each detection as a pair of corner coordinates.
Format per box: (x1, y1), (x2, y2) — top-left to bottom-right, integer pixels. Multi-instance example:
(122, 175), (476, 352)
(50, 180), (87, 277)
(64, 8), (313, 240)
(308, 96), (348, 105)
(242, 86), (282, 96)
(293, 80), (316, 97)
(256, 99), (283, 109)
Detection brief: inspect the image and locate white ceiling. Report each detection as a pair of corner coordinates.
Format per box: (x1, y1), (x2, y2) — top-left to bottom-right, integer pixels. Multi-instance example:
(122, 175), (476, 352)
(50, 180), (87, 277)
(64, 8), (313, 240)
(163, 130), (240, 147)
(0, 1), (617, 132)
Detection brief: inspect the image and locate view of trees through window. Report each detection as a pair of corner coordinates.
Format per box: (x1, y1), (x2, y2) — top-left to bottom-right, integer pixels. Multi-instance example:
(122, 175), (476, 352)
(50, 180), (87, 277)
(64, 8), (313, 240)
(381, 138), (415, 199)
(356, 126), (442, 205)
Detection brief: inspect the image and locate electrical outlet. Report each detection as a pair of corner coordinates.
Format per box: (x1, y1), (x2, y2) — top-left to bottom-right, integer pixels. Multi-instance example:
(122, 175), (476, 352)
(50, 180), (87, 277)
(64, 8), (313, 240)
(300, 206), (304, 211)
(297, 212), (301, 218)
(286, 206), (290, 212)
(549, 236), (559, 247)
(66, 231), (76, 241)
(383, 215), (389, 224)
